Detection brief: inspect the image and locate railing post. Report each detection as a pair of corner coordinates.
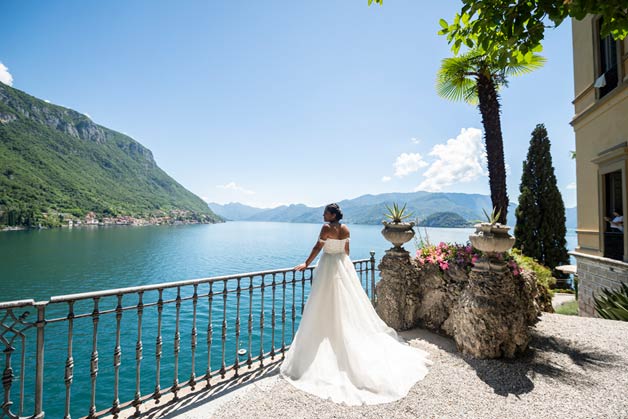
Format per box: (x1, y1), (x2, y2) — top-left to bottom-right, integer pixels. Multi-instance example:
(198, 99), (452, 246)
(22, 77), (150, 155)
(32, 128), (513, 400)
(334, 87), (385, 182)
(370, 251), (376, 304)
(34, 302), (46, 419)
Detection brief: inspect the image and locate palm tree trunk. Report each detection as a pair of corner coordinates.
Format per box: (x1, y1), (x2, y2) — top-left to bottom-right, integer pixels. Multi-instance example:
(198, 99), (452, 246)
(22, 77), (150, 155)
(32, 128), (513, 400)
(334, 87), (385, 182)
(477, 73), (509, 224)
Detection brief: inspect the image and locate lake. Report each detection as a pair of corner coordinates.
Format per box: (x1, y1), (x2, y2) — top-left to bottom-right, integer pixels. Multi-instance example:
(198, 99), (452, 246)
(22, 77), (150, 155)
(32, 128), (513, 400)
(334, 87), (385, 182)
(0, 221), (577, 418)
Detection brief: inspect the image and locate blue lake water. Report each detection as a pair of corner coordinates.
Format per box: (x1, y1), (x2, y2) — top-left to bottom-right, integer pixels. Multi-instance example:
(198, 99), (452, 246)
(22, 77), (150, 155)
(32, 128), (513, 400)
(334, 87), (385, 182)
(0, 221), (577, 418)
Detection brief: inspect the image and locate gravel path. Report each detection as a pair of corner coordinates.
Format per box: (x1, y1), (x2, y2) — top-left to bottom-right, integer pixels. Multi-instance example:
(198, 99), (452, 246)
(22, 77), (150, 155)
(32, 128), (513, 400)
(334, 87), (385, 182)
(206, 314), (628, 419)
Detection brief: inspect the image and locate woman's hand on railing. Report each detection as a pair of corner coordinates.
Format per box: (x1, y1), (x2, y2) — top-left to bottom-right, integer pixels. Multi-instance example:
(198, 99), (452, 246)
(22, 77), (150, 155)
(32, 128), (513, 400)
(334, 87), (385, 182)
(294, 263), (308, 271)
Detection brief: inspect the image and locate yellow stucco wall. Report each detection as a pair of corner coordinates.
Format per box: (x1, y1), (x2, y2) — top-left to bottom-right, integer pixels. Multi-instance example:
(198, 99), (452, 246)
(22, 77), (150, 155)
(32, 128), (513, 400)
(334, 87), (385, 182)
(571, 16), (628, 260)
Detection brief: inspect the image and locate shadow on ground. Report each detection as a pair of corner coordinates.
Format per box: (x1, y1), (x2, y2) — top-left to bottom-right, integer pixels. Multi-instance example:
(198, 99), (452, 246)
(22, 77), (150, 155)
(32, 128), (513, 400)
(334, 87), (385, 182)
(141, 361), (282, 419)
(400, 324), (623, 397)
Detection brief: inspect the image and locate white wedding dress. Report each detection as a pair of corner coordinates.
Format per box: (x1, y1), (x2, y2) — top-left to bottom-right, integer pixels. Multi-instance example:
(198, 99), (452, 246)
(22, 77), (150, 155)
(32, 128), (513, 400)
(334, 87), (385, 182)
(280, 238), (430, 405)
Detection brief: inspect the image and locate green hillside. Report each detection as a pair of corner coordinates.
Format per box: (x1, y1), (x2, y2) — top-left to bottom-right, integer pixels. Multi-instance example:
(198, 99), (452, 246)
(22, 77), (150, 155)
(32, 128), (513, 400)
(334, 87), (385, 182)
(417, 212), (473, 228)
(0, 82), (221, 227)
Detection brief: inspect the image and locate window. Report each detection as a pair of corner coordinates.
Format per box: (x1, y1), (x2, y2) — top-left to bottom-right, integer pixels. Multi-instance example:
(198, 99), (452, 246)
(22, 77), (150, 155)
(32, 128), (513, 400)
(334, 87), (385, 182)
(603, 170), (624, 260)
(596, 18), (619, 99)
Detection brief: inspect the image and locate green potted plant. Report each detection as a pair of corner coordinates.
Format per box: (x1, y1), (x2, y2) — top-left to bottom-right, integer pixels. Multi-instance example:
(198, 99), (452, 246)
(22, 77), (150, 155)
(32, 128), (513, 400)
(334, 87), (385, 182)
(381, 203), (416, 253)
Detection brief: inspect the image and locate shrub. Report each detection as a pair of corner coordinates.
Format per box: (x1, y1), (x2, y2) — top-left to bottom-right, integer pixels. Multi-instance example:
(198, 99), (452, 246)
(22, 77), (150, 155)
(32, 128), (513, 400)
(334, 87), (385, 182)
(510, 248), (555, 292)
(594, 283), (628, 321)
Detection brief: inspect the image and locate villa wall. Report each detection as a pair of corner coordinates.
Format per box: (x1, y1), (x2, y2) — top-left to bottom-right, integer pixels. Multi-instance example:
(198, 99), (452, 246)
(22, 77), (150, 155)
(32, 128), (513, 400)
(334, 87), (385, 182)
(573, 252), (628, 317)
(571, 16), (628, 262)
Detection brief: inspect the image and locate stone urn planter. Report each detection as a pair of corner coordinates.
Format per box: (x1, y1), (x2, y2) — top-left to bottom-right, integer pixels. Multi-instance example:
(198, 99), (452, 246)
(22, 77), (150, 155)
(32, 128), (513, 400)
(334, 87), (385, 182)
(469, 223), (516, 272)
(381, 221), (415, 255)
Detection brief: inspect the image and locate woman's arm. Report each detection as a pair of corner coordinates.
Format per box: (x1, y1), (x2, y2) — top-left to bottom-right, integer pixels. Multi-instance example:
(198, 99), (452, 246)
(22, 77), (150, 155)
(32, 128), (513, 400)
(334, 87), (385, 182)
(295, 226), (327, 271)
(344, 239), (350, 256)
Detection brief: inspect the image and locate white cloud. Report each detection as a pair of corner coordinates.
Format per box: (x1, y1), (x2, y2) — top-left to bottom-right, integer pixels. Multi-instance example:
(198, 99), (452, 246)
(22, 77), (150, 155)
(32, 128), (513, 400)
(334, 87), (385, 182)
(416, 127), (487, 192)
(44, 99), (51, 103)
(216, 181), (255, 195)
(411, 137), (421, 144)
(566, 182), (577, 190)
(83, 112), (92, 119)
(382, 176), (392, 182)
(0, 62), (13, 86)
(393, 153), (428, 177)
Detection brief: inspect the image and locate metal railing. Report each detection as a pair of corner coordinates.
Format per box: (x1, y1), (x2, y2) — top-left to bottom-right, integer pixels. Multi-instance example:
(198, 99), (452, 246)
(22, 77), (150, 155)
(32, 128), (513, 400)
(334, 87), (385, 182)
(0, 252), (377, 419)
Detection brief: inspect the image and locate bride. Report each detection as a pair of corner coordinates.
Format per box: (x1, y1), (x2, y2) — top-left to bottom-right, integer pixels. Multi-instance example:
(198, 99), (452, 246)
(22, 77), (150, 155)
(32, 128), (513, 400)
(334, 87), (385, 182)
(280, 203), (430, 405)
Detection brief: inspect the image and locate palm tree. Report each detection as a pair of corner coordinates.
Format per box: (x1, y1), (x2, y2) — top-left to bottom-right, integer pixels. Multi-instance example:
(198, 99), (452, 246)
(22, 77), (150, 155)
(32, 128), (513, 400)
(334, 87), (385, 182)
(436, 50), (545, 224)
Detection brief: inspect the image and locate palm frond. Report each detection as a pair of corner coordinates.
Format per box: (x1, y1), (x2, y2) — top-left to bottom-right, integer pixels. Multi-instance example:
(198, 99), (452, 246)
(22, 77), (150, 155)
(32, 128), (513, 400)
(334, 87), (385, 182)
(436, 55), (478, 103)
(505, 54), (547, 77)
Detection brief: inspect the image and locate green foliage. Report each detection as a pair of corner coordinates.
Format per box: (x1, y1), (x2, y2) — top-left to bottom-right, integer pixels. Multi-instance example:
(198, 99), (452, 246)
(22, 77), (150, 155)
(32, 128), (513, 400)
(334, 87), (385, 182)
(481, 207), (501, 225)
(384, 202), (414, 223)
(514, 124), (569, 271)
(554, 288), (575, 295)
(555, 300), (579, 316)
(417, 212), (472, 228)
(510, 248), (555, 292)
(594, 283), (628, 321)
(0, 83), (221, 227)
(439, 0), (628, 67)
(436, 50), (545, 105)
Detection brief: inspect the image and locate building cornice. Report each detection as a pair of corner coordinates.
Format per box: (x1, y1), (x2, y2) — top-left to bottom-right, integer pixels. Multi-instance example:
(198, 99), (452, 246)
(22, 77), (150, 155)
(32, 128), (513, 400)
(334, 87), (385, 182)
(571, 82), (628, 127)
(570, 251), (628, 267)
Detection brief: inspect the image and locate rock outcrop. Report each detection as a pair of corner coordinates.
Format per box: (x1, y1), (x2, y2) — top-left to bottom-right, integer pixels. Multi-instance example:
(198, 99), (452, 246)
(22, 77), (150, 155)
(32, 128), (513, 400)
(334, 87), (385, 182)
(376, 252), (542, 359)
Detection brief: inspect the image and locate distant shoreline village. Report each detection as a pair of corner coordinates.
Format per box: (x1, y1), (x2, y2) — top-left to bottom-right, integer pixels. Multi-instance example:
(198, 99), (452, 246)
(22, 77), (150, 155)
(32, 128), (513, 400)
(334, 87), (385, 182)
(0, 209), (219, 232)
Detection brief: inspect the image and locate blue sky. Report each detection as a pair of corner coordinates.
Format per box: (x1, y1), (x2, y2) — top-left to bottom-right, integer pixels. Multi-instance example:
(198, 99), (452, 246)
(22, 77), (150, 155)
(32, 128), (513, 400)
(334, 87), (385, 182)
(1, 0), (576, 208)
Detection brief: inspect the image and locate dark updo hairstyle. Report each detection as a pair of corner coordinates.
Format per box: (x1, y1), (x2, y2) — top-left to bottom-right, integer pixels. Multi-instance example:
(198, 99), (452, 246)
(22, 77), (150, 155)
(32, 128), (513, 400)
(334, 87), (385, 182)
(325, 203), (343, 222)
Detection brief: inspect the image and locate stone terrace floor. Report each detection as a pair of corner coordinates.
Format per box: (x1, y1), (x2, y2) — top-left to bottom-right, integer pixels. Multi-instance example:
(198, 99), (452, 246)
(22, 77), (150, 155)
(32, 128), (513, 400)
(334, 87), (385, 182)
(124, 313), (628, 419)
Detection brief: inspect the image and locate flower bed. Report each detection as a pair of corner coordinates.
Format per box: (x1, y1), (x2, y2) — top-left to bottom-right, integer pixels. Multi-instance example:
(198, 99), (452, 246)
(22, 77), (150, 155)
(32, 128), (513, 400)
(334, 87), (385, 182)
(415, 241), (522, 277)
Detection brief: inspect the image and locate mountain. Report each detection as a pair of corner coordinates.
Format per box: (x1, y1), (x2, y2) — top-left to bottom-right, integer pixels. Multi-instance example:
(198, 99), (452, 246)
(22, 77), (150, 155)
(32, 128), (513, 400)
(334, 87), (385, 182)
(207, 202), (266, 220)
(210, 196), (578, 228)
(0, 82), (221, 225)
(210, 193), (517, 226)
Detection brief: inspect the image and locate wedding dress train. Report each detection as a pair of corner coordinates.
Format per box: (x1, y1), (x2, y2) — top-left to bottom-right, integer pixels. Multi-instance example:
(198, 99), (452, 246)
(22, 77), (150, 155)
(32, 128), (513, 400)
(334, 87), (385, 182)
(280, 238), (430, 405)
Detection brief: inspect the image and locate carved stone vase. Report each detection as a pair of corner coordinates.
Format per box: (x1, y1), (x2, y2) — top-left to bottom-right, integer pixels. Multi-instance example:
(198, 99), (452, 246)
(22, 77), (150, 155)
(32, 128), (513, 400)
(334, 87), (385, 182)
(381, 221), (415, 256)
(469, 223), (516, 272)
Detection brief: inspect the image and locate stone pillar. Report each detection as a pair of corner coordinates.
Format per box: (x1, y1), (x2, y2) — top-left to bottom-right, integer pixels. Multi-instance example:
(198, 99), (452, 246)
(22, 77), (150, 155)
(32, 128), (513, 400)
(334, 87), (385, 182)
(451, 270), (537, 359)
(376, 251), (420, 331)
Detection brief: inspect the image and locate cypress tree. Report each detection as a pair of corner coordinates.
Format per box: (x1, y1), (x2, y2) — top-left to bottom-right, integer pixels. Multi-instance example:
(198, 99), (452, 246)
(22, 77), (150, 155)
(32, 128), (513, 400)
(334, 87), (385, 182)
(514, 124), (569, 271)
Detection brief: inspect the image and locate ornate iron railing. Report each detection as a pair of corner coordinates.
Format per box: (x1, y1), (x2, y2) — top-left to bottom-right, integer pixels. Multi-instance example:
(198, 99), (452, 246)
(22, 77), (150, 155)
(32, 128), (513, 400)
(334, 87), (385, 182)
(0, 252), (377, 419)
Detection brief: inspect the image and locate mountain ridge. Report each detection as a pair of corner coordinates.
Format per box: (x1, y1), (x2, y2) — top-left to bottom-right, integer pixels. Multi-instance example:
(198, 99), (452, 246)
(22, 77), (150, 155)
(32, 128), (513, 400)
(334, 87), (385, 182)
(209, 196), (577, 228)
(0, 82), (221, 227)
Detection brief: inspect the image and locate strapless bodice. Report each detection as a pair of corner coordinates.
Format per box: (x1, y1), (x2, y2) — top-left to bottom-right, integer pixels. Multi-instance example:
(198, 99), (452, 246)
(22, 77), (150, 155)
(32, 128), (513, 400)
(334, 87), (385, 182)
(322, 238), (348, 254)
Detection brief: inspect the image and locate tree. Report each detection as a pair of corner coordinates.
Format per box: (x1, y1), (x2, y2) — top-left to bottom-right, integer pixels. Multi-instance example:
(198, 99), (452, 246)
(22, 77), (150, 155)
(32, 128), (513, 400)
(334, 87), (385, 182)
(436, 50), (545, 224)
(514, 124), (569, 272)
(437, 0), (628, 67)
